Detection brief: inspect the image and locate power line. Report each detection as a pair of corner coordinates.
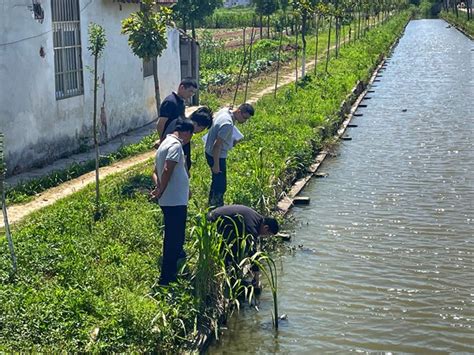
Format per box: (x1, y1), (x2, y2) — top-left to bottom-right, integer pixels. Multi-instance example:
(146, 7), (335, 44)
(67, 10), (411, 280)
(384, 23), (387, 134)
(0, 29), (52, 47)
(0, 0), (94, 47)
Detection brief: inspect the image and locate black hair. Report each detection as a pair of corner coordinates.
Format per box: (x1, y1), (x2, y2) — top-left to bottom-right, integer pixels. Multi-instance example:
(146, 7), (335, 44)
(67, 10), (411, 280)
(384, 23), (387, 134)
(174, 118), (195, 133)
(238, 103), (255, 117)
(180, 78), (198, 89)
(263, 217), (279, 235)
(190, 106), (213, 129)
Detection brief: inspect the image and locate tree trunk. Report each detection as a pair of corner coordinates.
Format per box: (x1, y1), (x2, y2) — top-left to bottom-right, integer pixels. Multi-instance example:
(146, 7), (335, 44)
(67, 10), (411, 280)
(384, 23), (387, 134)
(152, 58), (161, 118)
(325, 15), (332, 73)
(267, 16), (270, 38)
(244, 29), (256, 102)
(301, 14), (307, 78)
(191, 18), (196, 39)
(314, 14), (320, 75)
(358, 4), (362, 39)
(274, 29), (283, 98)
(93, 51), (100, 217)
(260, 15), (263, 39)
(183, 16), (187, 33)
(1, 187), (17, 278)
(295, 22), (299, 90)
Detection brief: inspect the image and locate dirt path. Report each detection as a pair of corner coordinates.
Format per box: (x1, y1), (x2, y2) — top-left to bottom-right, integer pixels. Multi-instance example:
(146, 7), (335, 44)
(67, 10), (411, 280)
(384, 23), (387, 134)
(1, 28), (369, 228)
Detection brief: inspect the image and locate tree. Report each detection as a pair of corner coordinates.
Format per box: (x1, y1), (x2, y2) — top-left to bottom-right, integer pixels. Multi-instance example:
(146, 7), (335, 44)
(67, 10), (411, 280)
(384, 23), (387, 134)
(88, 23), (107, 220)
(175, 0), (222, 39)
(254, 0), (279, 38)
(122, 0), (172, 116)
(0, 133), (17, 278)
(292, 0), (315, 77)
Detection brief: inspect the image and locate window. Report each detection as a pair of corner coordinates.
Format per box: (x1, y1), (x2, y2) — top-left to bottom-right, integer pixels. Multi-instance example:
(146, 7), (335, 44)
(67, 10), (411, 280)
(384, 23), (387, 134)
(51, 0), (84, 99)
(143, 58), (156, 78)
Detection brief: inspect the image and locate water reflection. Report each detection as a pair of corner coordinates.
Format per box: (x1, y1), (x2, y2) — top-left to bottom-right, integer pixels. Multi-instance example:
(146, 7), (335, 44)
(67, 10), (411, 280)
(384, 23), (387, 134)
(209, 19), (473, 353)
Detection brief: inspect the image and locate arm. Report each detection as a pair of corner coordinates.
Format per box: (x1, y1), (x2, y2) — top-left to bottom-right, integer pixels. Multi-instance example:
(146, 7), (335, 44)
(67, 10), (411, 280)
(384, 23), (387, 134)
(158, 160), (177, 197)
(150, 168), (161, 200)
(211, 137), (224, 174)
(156, 116), (169, 138)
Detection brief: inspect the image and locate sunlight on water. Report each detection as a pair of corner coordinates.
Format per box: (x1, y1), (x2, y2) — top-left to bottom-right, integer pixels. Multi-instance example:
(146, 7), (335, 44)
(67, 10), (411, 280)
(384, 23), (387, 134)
(209, 20), (474, 353)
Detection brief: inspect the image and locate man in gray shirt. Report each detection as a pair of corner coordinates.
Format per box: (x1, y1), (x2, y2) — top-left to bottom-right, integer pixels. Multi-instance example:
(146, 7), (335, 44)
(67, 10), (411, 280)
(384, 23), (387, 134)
(205, 103), (254, 208)
(152, 118), (194, 285)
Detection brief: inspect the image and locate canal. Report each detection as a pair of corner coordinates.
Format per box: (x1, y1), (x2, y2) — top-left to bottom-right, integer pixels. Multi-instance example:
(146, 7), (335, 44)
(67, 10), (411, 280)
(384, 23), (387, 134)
(209, 19), (473, 353)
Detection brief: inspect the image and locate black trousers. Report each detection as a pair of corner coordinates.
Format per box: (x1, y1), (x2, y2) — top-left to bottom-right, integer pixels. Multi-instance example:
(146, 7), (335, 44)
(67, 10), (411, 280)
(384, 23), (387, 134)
(206, 153), (227, 208)
(159, 205), (187, 285)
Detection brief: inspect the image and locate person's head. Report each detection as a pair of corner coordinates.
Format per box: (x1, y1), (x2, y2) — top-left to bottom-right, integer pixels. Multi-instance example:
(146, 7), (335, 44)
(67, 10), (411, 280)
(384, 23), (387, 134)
(177, 78), (198, 100)
(189, 106), (213, 133)
(234, 103), (255, 123)
(259, 217), (279, 236)
(174, 118), (195, 144)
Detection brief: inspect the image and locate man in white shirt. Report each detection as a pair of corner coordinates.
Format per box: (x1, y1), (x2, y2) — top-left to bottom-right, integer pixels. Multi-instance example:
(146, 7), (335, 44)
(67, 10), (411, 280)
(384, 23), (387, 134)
(205, 103), (254, 208)
(152, 118), (194, 285)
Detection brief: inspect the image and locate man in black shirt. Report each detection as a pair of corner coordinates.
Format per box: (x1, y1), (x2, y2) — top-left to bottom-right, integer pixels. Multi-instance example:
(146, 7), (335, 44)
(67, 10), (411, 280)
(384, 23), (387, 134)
(156, 78), (198, 140)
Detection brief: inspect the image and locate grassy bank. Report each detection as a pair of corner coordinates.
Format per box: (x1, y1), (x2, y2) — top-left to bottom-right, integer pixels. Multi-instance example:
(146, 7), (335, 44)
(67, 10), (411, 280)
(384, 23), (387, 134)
(0, 11), (410, 351)
(439, 10), (474, 37)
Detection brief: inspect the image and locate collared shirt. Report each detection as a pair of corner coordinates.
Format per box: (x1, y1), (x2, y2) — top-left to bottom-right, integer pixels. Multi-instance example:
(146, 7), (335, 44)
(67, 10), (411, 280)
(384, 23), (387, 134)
(155, 134), (189, 206)
(205, 107), (234, 158)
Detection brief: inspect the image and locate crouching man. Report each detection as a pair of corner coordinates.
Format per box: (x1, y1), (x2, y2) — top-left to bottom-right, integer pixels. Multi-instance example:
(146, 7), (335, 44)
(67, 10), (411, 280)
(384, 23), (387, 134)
(207, 205), (279, 285)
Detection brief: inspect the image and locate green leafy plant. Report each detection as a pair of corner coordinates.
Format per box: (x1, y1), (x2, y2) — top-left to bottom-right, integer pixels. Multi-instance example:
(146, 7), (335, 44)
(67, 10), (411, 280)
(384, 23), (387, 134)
(122, 0), (172, 113)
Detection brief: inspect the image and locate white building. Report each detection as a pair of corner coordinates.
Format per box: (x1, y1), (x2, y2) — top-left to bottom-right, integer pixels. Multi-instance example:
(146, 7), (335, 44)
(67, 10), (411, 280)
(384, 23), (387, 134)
(223, 0), (252, 8)
(0, 0), (197, 175)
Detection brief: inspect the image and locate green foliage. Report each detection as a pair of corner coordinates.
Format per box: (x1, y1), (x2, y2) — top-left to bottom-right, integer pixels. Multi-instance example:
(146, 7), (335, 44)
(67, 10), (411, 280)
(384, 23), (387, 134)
(254, 0), (280, 16)
(174, 0), (223, 29)
(197, 6), (257, 28)
(121, 0), (172, 61)
(87, 23), (107, 57)
(440, 10), (474, 37)
(0, 12), (410, 351)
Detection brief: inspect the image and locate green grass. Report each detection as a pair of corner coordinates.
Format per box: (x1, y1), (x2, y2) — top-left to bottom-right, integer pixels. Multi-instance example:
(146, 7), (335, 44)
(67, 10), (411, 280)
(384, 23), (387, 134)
(0, 11), (410, 351)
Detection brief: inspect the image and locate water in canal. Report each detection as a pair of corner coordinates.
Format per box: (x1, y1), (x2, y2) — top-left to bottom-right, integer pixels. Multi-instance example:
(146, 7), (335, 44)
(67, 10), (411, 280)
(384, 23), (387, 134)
(209, 20), (473, 353)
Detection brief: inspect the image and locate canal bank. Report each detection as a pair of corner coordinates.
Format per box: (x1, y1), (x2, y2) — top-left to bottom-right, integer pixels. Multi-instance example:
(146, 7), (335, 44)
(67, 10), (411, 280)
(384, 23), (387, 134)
(208, 19), (473, 353)
(0, 12), (412, 352)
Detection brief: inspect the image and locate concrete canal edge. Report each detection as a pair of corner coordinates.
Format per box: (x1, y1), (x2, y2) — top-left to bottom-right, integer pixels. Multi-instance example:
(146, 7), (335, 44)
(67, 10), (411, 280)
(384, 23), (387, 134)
(193, 19), (410, 353)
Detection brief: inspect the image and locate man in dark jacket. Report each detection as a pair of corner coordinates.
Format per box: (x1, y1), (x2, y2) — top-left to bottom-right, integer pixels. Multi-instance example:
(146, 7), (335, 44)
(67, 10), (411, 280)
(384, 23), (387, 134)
(208, 204), (279, 256)
(207, 204), (279, 288)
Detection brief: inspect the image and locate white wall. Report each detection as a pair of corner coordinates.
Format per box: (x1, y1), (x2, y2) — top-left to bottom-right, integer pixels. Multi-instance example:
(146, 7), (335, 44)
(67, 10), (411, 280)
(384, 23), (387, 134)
(223, 0), (251, 8)
(0, 0), (181, 175)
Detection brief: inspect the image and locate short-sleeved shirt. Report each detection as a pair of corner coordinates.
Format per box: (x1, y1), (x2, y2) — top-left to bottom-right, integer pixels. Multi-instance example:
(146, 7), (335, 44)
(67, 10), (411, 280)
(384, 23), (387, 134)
(205, 108), (234, 158)
(208, 204), (264, 239)
(162, 119), (192, 171)
(159, 92), (185, 140)
(155, 134), (189, 206)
